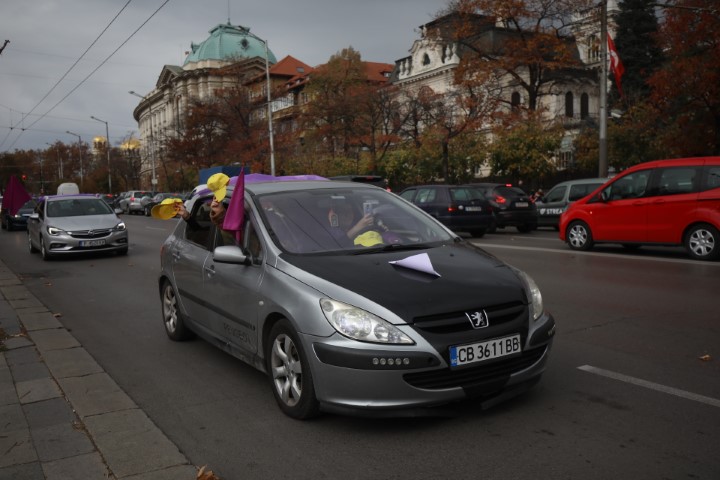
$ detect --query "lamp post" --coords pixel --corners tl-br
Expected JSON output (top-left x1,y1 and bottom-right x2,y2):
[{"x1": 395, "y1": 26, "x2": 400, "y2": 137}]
[
  {"x1": 242, "y1": 30, "x2": 275, "y2": 176},
  {"x1": 129, "y1": 91, "x2": 157, "y2": 189},
  {"x1": 66, "y1": 131, "x2": 83, "y2": 189},
  {"x1": 90, "y1": 115, "x2": 112, "y2": 193}
]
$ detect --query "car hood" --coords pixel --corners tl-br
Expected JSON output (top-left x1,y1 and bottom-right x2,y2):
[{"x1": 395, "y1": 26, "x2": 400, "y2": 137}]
[
  {"x1": 45, "y1": 215, "x2": 121, "y2": 230},
  {"x1": 278, "y1": 243, "x2": 526, "y2": 323}
]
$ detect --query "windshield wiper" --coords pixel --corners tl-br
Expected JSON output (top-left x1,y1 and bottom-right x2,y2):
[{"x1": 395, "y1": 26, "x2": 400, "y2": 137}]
[{"x1": 349, "y1": 243, "x2": 433, "y2": 255}]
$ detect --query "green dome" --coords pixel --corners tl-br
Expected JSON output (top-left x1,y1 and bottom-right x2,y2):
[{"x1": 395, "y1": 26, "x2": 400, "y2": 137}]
[{"x1": 183, "y1": 23, "x2": 277, "y2": 66}]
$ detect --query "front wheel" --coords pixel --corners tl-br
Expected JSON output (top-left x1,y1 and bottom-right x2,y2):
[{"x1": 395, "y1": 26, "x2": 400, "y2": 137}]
[
  {"x1": 266, "y1": 319, "x2": 320, "y2": 419},
  {"x1": 685, "y1": 224, "x2": 719, "y2": 261},
  {"x1": 161, "y1": 281, "x2": 193, "y2": 341},
  {"x1": 28, "y1": 231, "x2": 38, "y2": 253},
  {"x1": 566, "y1": 220, "x2": 594, "y2": 251},
  {"x1": 40, "y1": 237, "x2": 53, "y2": 260}
]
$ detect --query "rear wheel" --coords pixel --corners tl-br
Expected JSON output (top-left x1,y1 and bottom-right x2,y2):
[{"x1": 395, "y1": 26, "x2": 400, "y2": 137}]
[
  {"x1": 266, "y1": 319, "x2": 320, "y2": 419},
  {"x1": 517, "y1": 224, "x2": 533, "y2": 233},
  {"x1": 685, "y1": 224, "x2": 719, "y2": 261},
  {"x1": 470, "y1": 229, "x2": 486, "y2": 238},
  {"x1": 161, "y1": 281, "x2": 193, "y2": 340},
  {"x1": 566, "y1": 220, "x2": 594, "y2": 251}
]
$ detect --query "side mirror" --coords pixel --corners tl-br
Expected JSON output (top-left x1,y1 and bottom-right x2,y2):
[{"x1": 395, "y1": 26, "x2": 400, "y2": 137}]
[
  {"x1": 213, "y1": 245, "x2": 250, "y2": 265},
  {"x1": 29, "y1": 213, "x2": 40, "y2": 220}
]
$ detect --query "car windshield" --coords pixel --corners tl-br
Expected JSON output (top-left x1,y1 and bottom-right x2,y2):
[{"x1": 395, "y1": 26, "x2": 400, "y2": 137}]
[
  {"x1": 254, "y1": 186, "x2": 454, "y2": 254},
  {"x1": 46, "y1": 198, "x2": 113, "y2": 217}
]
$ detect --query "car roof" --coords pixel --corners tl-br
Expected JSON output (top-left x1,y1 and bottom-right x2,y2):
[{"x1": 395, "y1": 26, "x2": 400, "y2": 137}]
[{"x1": 43, "y1": 194, "x2": 101, "y2": 201}]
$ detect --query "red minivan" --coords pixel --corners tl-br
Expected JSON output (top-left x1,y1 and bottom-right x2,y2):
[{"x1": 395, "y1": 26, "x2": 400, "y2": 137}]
[{"x1": 559, "y1": 157, "x2": 720, "y2": 261}]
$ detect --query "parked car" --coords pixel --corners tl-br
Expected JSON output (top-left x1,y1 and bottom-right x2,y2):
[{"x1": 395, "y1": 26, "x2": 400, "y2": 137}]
[
  {"x1": 559, "y1": 157, "x2": 720, "y2": 261},
  {"x1": 159, "y1": 176, "x2": 555, "y2": 419},
  {"x1": 27, "y1": 194, "x2": 128, "y2": 260},
  {"x1": 1, "y1": 198, "x2": 38, "y2": 231},
  {"x1": 399, "y1": 184, "x2": 495, "y2": 237},
  {"x1": 468, "y1": 183, "x2": 538, "y2": 232},
  {"x1": 118, "y1": 190, "x2": 153, "y2": 214},
  {"x1": 142, "y1": 192, "x2": 183, "y2": 216},
  {"x1": 536, "y1": 178, "x2": 607, "y2": 230}
]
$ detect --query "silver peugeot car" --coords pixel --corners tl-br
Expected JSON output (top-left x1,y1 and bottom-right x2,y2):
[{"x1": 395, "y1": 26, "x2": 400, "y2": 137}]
[
  {"x1": 159, "y1": 176, "x2": 555, "y2": 419},
  {"x1": 27, "y1": 194, "x2": 128, "y2": 260}
]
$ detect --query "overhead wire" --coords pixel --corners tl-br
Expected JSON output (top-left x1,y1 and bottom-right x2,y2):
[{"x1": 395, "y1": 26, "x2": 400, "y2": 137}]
[{"x1": 2, "y1": 0, "x2": 171, "y2": 151}]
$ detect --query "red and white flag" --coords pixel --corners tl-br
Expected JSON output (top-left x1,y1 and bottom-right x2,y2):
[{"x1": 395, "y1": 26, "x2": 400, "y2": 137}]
[{"x1": 607, "y1": 33, "x2": 625, "y2": 97}]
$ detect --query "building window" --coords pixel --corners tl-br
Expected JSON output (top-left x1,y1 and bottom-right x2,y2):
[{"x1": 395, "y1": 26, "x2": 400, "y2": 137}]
[
  {"x1": 565, "y1": 92, "x2": 574, "y2": 118},
  {"x1": 511, "y1": 92, "x2": 521, "y2": 110},
  {"x1": 580, "y1": 93, "x2": 589, "y2": 119},
  {"x1": 422, "y1": 53, "x2": 431, "y2": 66}
]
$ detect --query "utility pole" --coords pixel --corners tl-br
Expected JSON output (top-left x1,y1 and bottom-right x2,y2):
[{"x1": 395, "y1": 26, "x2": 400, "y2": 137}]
[
  {"x1": 598, "y1": 1, "x2": 608, "y2": 178},
  {"x1": 66, "y1": 131, "x2": 83, "y2": 189},
  {"x1": 91, "y1": 116, "x2": 113, "y2": 193}
]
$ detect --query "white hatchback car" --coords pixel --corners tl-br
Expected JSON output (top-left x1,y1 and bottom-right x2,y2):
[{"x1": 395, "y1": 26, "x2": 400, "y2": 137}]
[{"x1": 27, "y1": 194, "x2": 128, "y2": 260}]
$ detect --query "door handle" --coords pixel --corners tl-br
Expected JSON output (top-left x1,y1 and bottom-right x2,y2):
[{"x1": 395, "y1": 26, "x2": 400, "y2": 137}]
[{"x1": 204, "y1": 264, "x2": 216, "y2": 278}]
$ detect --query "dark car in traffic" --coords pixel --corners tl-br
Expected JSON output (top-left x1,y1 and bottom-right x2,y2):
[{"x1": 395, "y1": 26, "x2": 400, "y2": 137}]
[
  {"x1": 399, "y1": 185, "x2": 496, "y2": 237},
  {"x1": 142, "y1": 192, "x2": 184, "y2": 216},
  {"x1": 467, "y1": 183, "x2": 537, "y2": 233},
  {"x1": 1, "y1": 198, "x2": 38, "y2": 231}
]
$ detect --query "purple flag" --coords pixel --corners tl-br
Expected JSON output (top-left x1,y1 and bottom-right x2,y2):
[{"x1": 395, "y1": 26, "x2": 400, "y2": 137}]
[
  {"x1": 3, "y1": 175, "x2": 32, "y2": 216},
  {"x1": 223, "y1": 170, "x2": 245, "y2": 244}
]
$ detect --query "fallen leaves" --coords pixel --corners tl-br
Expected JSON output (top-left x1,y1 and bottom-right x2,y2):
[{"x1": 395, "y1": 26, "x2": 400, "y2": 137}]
[{"x1": 197, "y1": 465, "x2": 221, "y2": 480}]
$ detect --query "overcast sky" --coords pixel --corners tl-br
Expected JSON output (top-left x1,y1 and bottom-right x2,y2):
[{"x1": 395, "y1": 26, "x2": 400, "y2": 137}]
[{"x1": 1, "y1": 0, "x2": 445, "y2": 153}]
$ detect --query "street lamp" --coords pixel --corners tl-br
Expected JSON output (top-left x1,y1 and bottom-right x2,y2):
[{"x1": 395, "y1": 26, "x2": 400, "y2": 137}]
[
  {"x1": 129, "y1": 91, "x2": 157, "y2": 189},
  {"x1": 66, "y1": 131, "x2": 83, "y2": 189},
  {"x1": 242, "y1": 29, "x2": 275, "y2": 176},
  {"x1": 45, "y1": 142, "x2": 63, "y2": 180},
  {"x1": 90, "y1": 115, "x2": 112, "y2": 193}
]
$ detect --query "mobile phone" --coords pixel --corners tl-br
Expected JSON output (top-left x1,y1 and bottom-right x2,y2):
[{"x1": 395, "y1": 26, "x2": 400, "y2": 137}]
[
  {"x1": 363, "y1": 201, "x2": 373, "y2": 216},
  {"x1": 329, "y1": 212, "x2": 339, "y2": 227}
]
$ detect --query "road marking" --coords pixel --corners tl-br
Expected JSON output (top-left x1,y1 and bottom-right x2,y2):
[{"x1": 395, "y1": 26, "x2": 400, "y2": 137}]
[{"x1": 578, "y1": 365, "x2": 720, "y2": 408}]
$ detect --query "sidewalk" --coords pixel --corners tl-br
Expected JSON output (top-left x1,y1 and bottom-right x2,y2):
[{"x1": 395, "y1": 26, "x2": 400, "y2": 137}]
[{"x1": 0, "y1": 258, "x2": 198, "y2": 479}]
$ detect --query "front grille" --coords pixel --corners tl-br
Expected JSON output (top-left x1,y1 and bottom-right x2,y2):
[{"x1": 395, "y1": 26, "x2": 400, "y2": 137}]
[
  {"x1": 413, "y1": 302, "x2": 525, "y2": 334},
  {"x1": 69, "y1": 229, "x2": 112, "y2": 239},
  {"x1": 403, "y1": 346, "x2": 546, "y2": 390}
]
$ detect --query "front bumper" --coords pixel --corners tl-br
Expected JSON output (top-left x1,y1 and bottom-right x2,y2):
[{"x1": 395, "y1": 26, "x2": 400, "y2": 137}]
[
  {"x1": 42, "y1": 231, "x2": 128, "y2": 254},
  {"x1": 304, "y1": 312, "x2": 555, "y2": 415}
]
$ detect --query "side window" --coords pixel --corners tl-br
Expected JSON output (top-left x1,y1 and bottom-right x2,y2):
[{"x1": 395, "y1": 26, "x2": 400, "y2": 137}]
[
  {"x1": 245, "y1": 220, "x2": 264, "y2": 266},
  {"x1": 569, "y1": 184, "x2": 595, "y2": 202},
  {"x1": 416, "y1": 188, "x2": 436, "y2": 204},
  {"x1": 607, "y1": 171, "x2": 650, "y2": 200},
  {"x1": 703, "y1": 166, "x2": 720, "y2": 191},
  {"x1": 184, "y1": 200, "x2": 213, "y2": 249},
  {"x1": 399, "y1": 189, "x2": 416, "y2": 201},
  {"x1": 545, "y1": 186, "x2": 567, "y2": 203},
  {"x1": 652, "y1": 167, "x2": 699, "y2": 196}
]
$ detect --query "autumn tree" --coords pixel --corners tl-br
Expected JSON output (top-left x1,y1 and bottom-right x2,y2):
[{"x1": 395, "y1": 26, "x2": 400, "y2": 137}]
[
  {"x1": 446, "y1": 0, "x2": 595, "y2": 113},
  {"x1": 648, "y1": 0, "x2": 720, "y2": 155}
]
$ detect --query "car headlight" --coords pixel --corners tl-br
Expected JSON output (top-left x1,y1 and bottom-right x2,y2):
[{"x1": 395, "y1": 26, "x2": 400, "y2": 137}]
[
  {"x1": 511, "y1": 268, "x2": 544, "y2": 321},
  {"x1": 113, "y1": 222, "x2": 126, "y2": 232},
  {"x1": 47, "y1": 226, "x2": 65, "y2": 236},
  {"x1": 320, "y1": 299, "x2": 414, "y2": 345}
]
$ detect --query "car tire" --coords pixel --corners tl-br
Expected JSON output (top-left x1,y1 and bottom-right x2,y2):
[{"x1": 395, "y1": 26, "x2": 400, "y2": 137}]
[
  {"x1": 40, "y1": 237, "x2": 53, "y2": 260},
  {"x1": 566, "y1": 220, "x2": 594, "y2": 251},
  {"x1": 517, "y1": 224, "x2": 533, "y2": 233},
  {"x1": 266, "y1": 319, "x2": 320, "y2": 420},
  {"x1": 685, "y1": 223, "x2": 719, "y2": 261},
  {"x1": 161, "y1": 281, "x2": 193, "y2": 341},
  {"x1": 470, "y1": 229, "x2": 486, "y2": 238},
  {"x1": 28, "y1": 231, "x2": 38, "y2": 253},
  {"x1": 145, "y1": 206, "x2": 151, "y2": 216}
]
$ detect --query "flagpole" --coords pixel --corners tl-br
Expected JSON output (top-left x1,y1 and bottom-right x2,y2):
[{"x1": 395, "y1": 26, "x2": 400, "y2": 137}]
[{"x1": 598, "y1": 1, "x2": 608, "y2": 178}]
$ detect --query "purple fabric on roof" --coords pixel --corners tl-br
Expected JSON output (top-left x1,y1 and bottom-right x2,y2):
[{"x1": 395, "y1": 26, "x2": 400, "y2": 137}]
[{"x1": 194, "y1": 174, "x2": 328, "y2": 198}]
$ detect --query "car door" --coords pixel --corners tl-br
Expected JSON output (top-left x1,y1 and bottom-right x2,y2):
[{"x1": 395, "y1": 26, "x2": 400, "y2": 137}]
[
  {"x1": 201, "y1": 214, "x2": 265, "y2": 355},
  {"x1": 170, "y1": 198, "x2": 215, "y2": 334},
  {"x1": 645, "y1": 166, "x2": 701, "y2": 243},
  {"x1": 591, "y1": 169, "x2": 652, "y2": 242}
]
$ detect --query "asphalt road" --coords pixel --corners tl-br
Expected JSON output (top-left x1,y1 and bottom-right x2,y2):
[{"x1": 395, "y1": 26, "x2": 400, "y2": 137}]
[{"x1": 2, "y1": 218, "x2": 719, "y2": 480}]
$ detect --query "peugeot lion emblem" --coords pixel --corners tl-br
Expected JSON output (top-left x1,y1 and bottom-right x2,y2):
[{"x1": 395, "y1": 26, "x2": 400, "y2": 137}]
[{"x1": 466, "y1": 310, "x2": 489, "y2": 329}]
